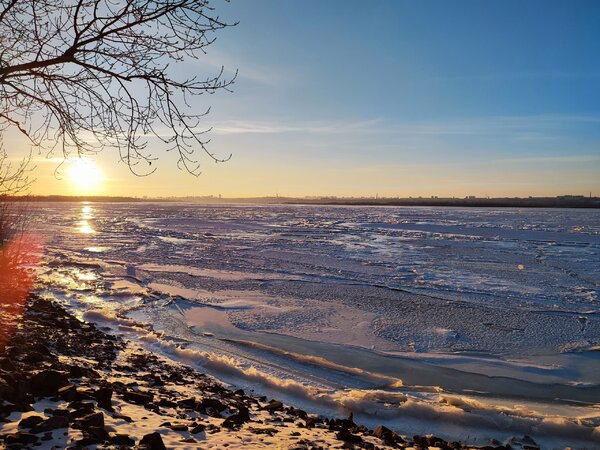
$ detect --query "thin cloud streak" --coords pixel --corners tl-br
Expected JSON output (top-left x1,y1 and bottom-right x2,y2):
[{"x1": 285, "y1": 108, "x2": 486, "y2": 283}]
[
  {"x1": 432, "y1": 71, "x2": 600, "y2": 82},
  {"x1": 192, "y1": 48, "x2": 295, "y2": 87},
  {"x1": 209, "y1": 114, "x2": 600, "y2": 137},
  {"x1": 495, "y1": 154, "x2": 600, "y2": 164},
  {"x1": 211, "y1": 119, "x2": 383, "y2": 135}
]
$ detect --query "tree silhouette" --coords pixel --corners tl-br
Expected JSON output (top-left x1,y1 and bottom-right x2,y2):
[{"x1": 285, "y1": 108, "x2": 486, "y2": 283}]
[{"x1": 0, "y1": 0, "x2": 236, "y2": 178}]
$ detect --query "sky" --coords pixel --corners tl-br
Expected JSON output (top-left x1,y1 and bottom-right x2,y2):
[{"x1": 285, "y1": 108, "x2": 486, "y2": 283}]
[{"x1": 13, "y1": 0, "x2": 600, "y2": 197}]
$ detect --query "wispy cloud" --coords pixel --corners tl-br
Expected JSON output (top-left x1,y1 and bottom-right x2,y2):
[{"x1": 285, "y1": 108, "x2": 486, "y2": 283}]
[
  {"x1": 211, "y1": 119, "x2": 382, "y2": 135},
  {"x1": 432, "y1": 71, "x2": 600, "y2": 82},
  {"x1": 191, "y1": 48, "x2": 295, "y2": 87},
  {"x1": 495, "y1": 154, "x2": 600, "y2": 164},
  {"x1": 209, "y1": 114, "x2": 600, "y2": 137}
]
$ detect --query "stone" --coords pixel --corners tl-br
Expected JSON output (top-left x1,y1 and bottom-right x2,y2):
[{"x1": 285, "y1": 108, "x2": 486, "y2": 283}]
[
  {"x1": 86, "y1": 425, "x2": 110, "y2": 441},
  {"x1": 190, "y1": 423, "x2": 205, "y2": 434},
  {"x1": 261, "y1": 400, "x2": 283, "y2": 412},
  {"x1": 336, "y1": 429, "x2": 363, "y2": 444},
  {"x1": 18, "y1": 415, "x2": 44, "y2": 430},
  {"x1": 57, "y1": 384, "x2": 78, "y2": 401},
  {"x1": 374, "y1": 425, "x2": 405, "y2": 445},
  {"x1": 305, "y1": 417, "x2": 320, "y2": 428},
  {"x1": 123, "y1": 390, "x2": 153, "y2": 405},
  {"x1": 4, "y1": 432, "x2": 39, "y2": 444},
  {"x1": 197, "y1": 397, "x2": 226, "y2": 414},
  {"x1": 94, "y1": 387, "x2": 113, "y2": 411},
  {"x1": 34, "y1": 415, "x2": 69, "y2": 432},
  {"x1": 139, "y1": 432, "x2": 167, "y2": 450},
  {"x1": 28, "y1": 370, "x2": 70, "y2": 396},
  {"x1": 110, "y1": 433, "x2": 136, "y2": 446},
  {"x1": 177, "y1": 397, "x2": 196, "y2": 408},
  {"x1": 75, "y1": 411, "x2": 104, "y2": 429}
]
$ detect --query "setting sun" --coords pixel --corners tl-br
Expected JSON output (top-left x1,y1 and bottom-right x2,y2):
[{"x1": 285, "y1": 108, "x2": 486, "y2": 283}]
[{"x1": 68, "y1": 159, "x2": 103, "y2": 194}]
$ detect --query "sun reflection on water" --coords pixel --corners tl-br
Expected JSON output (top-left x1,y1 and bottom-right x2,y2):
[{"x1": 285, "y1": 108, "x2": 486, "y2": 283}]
[
  {"x1": 81, "y1": 205, "x2": 93, "y2": 219},
  {"x1": 77, "y1": 204, "x2": 96, "y2": 234},
  {"x1": 78, "y1": 221, "x2": 95, "y2": 234},
  {"x1": 84, "y1": 246, "x2": 108, "y2": 253}
]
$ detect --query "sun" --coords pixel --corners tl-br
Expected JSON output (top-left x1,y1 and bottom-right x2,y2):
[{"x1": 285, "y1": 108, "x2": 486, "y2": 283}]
[{"x1": 68, "y1": 159, "x2": 104, "y2": 194}]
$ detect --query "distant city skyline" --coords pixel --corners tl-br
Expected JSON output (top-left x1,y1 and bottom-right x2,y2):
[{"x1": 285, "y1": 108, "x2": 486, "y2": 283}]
[{"x1": 9, "y1": 0, "x2": 600, "y2": 197}]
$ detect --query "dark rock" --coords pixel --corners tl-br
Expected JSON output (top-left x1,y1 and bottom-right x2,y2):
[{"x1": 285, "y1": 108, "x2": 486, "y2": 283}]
[
  {"x1": 123, "y1": 389, "x2": 153, "y2": 405},
  {"x1": 110, "y1": 433, "x2": 136, "y2": 446},
  {"x1": 112, "y1": 412, "x2": 133, "y2": 422},
  {"x1": 237, "y1": 405, "x2": 251, "y2": 422},
  {"x1": 222, "y1": 404, "x2": 252, "y2": 429},
  {"x1": 21, "y1": 351, "x2": 46, "y2": 364},
  {"x1": 425, "y1": 435, "x2": 450, "y2": 448},
  {"x1": 336, "y1": 429, "x2": 363, "y2": 444},
  {"x1": 34, "y1": 415, "x2": 69, "y2": 432},
  {"x1": 86, "y1": 425, "x2": 110, "y2": 441},
  {"x1": 248, "y1": 426, "x2": 279, "y2": 436},
  {"x1": 198, "y1": 397, "x2": 226, "y2": 411},
  {"x1": 262, "y1": 400, "x2": 283, "y2": 412},
  {"x1": 190, "y1": 423, "x2": 205, "y2": 434},
  {"x1": 68, "y1": 365, "x2": 84, "y2": 378},
  {"x1": 305, "y1": 417, "x2": 320, "y2": 428},
  {"x1": 28, "y1": 370, "x2": 70, "y2": 396},
  {"x1": 94, "y1": 387, "x2": 113, "y2": 411},
  {"x1": 74, "y1": 411, "x2": 104, "y2": 429},
  {"x1": 177, "y1": 397, "x2": 196, "y2": 408},
  {"x1": 158, "y1": 398, "x2": 177, "y2": 408},
  {"x1": 374, "y1": 425, "x2": 392, "y2": 438},
  {"x1": 291, "y1": 408, "x2": 308, "y2": 419},
  {"x1": 76, "y1": 435, "x2": 104, "y2": 446},
  {"x1": 170, "y1": 423, "x2": 188, "y2": 431},
  {"x1": 139, "y1": 432, "x2": 167, "y2": 450},
  {"x1": 68, "y1": 400, "x2": 94, "y2": 410},
  {"x1": 412, "y1": 435, "x2": 451, "y2": 449},
  {"x1": 4, "y1": 432, "x2": 39, "y2": 444},
  {"x1": 18, "y1": 415, "x2": 44, "y2": 429},
  {"x1": 374, "y1": 425, "x2": 405, "y2": 445},
  {"x1": 222, "y1": 415, "x2": 243, "y2": 429},
  {"x1": 13, "y1": 380, "x2": 34, "y2": 405},
  {"x1": 57, "y1": 384, "x2": 78, "y2": 401}
]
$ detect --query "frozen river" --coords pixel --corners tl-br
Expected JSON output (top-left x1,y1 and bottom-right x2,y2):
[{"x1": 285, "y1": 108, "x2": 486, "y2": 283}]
[{"x1": 31, "y1": 202, "x2": 600, "y2": 447}]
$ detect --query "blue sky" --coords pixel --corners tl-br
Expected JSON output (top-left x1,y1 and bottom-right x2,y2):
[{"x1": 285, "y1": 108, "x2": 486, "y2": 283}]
[{"x1": 30, "y1": 0, "x2": 600, "y2": 197}]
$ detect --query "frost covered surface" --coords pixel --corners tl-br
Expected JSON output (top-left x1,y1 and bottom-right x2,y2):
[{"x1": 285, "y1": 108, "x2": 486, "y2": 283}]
[{"x1": 26, "y1": 202, "x2": 600, "y2": 446}]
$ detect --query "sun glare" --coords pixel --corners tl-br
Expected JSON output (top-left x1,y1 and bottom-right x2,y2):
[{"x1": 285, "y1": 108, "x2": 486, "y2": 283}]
[{"x1": 68, "y1": 159, "x2": 103, "y2": 194}]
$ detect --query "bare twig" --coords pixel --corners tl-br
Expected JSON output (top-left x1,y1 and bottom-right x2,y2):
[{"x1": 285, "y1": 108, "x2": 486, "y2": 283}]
[{"x1": 0, "y1": 0, "x2": 236, "y2": 177}]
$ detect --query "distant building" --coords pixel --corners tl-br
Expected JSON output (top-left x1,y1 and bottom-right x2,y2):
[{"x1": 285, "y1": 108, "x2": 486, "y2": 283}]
[{"x1": 557, "y1": 195, "x2": 586, "y2": 200}]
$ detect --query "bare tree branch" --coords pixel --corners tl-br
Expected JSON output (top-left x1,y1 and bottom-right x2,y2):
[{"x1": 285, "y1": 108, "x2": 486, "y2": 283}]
[{"x1": 0, "y1": 0, "x2": 236, "y2": 177}]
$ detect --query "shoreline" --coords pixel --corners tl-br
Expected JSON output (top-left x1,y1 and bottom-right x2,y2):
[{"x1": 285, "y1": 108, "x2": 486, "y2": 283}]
[
  {"x1": 2, "y1": 196, "x2": 600, "y2": 209},
  {"x1": 0, "y1": 295, "x2": 539, "y2": 450}
]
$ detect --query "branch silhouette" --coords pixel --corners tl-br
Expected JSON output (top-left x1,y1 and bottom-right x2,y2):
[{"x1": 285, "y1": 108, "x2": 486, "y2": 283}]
[{"x1": 0, "y1": 0, "x2": 236, "y2": 177}]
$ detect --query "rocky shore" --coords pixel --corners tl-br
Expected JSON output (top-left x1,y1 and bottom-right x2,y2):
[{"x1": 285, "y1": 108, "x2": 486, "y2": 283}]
[{"x1": 0, "y1": 295, "x2": 537, "y2": 449}]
